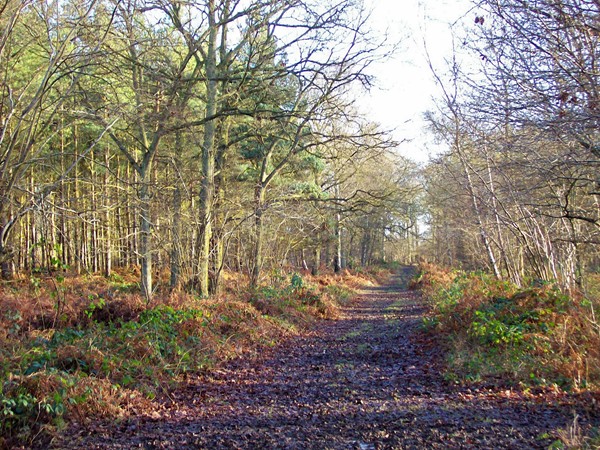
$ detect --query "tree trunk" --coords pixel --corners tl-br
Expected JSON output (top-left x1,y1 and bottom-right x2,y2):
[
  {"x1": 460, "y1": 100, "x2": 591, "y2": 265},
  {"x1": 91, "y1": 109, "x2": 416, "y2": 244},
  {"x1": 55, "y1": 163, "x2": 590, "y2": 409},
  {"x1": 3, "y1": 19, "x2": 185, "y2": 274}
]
[
  {"x1": 311, "y1": 243, "x2": 321, "y2": 276},
  {"x1": 139, "y1": 176, "x2": 153, "y2": 302},
  {"x1": 380, "y1": 223, "x2": 386, "y2": 263},
  {"x1": 74, "y1": 125, "x2": 82, "y2": 274},
  {"x1": 170, "y1": 184, "x2": 182, "y2": 290},
  {"x1": 457, "y1": 145, "x2": 501, "y2": 279},
  {"x1": 197, "y1": 0, "x2": 218, "y2": 297},
  {"x1": 103, "y1": 150, "x2": 112, "y2": 277},
  {"x1": 301, "y1": 248, "x2": 309, "y2": 271},
  {"x1": 210, "y1": 119, "x2": 231, "y2": 296},
  {"x1": 90, "y1": 149, "x2": 99, "y2": 273},
  {"x1": 251, "y1": 184, "x2": 266, "y2": 287},
  {"x1": 0, "y1": 221, "x2": 14, "y2": 279},
  {"x1": 334, "y1": 211, "x2": 342, "y2": 273}
]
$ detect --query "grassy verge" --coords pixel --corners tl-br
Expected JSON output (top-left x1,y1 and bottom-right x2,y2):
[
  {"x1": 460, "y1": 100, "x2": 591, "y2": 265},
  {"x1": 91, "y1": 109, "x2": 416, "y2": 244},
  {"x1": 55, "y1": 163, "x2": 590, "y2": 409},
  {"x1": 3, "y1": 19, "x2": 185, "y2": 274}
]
[{"x1": 0, "y1": 267, "x2": 384, "y2": 448}]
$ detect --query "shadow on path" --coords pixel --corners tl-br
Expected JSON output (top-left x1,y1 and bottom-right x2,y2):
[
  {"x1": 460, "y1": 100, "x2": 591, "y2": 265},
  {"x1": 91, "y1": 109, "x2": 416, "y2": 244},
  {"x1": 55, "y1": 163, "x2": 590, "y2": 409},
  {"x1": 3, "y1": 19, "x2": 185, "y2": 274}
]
[{"x1": 55, "y1": 267, "x2": 597, "y2": 449}]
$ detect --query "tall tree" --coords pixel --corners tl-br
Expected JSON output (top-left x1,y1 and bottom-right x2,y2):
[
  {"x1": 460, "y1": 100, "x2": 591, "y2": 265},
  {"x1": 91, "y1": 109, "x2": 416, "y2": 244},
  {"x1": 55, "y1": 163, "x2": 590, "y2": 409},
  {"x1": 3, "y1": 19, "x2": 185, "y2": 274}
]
[{"x1": 0, "y1": 0, "x2": 114, "y2": 278}]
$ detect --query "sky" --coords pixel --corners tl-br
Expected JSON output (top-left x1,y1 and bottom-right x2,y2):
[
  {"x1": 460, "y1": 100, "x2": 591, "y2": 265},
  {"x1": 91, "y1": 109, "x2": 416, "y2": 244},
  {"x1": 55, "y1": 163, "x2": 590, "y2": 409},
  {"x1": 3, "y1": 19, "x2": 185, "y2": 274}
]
[{"x1": 357, "y1": 0, "x2": 474, "y2": 163}]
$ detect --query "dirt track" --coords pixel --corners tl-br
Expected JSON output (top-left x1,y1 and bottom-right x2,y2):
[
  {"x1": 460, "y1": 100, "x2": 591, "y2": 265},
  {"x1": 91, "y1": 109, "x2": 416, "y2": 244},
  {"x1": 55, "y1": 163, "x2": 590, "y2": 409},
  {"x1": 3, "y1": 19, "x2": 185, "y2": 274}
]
[{"x1": 54, "y1": 269, "x2": 598, "y2": 449}]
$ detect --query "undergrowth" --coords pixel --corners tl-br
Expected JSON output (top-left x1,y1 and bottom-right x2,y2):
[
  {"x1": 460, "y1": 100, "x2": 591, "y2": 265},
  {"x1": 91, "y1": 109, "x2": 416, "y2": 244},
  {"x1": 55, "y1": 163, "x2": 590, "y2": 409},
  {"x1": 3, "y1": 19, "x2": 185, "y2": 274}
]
[
  {"x1": 413, "y1": 262, "x2": 600, "y2": 390},
  {"x1": 413, "y1": 262, "x2": 600, "y2": 447},
  {"x1": 0, "y1": 267, "x2": 383, "y2": 448}
]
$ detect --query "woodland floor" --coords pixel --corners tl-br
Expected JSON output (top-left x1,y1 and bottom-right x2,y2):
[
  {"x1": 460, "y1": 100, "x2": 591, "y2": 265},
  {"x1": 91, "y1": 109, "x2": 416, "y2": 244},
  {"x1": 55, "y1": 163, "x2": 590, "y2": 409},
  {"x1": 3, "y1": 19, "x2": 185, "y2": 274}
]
[{"x1": 53, "y1": 268, "x2": 599, "y2": 449}]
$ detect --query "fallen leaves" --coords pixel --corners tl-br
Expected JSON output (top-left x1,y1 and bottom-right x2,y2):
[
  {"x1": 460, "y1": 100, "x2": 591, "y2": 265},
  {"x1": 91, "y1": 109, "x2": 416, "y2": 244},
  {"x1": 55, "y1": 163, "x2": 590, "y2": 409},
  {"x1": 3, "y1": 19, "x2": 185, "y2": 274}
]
[{"x1": 53, "y1": 270, "x2": 600, "y2": 449}]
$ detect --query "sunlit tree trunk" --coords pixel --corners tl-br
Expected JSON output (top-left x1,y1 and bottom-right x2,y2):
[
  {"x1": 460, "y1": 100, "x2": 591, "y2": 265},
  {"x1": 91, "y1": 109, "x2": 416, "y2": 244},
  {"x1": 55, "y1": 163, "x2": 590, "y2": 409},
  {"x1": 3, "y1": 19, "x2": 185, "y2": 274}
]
[
  {"x1": 251, "y1": 184, "x2": 267, "y2": 287},
  {"x1": 170, "y1": 133, "x2": 183, "y2": 290},
  {"x1": 103, "y1": 150, "x2": 112, "y2": 277},
  {"x1": 334, "y1": 212, "x2": 343, "y2": 273},
  {"x1": 197, "y1": 0, "x2": 218, "y2": 297},
  {"x1": 169, "y1": 184, "x2": 182, "y2": 290},
  {"x1": 210, "y1": 123, "x2": 230, "y2": 295},
  {"x1": 311, "y1": 233, "x2": 321, "y2": 276},
  {"x1": 139, "y1": 175, "x2": 153, "y2": 301}
]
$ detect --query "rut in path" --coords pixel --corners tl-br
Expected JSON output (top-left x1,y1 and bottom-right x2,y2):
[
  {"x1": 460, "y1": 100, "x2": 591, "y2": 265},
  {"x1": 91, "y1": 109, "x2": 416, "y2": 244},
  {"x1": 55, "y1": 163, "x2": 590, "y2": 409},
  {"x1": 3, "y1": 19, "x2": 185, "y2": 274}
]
[{"x1": 56, "y1": 269, "x2": 597, "y2": 449}]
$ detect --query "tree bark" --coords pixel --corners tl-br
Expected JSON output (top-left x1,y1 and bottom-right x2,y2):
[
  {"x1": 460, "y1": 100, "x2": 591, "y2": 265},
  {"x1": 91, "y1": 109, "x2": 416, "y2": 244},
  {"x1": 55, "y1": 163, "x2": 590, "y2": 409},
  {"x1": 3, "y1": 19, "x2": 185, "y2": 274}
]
[
  {"x1": 139, "y1": 174, "x2": 153, "y2": 302},
  {"x1": 251, "y1": 184, "x2": 266, "y2": 287},
  {"x1": 103, "y1": 150, "x2": 112, "y2": 277},
  {"x1": 197, "y1": 0, "x2": 218, "y2": 297},
  {"x1": 169, "y1": 186, "x2": 182, "y2": 290},
  {"x1": 311, "y1": 243, "x2": 321, "y2": 276},
  {"x1": 334, "y1": 211, "x2": 342, "y2": 273},
  {"x1": 457, "y1": 144, "x2": 501, "y2": 279}
]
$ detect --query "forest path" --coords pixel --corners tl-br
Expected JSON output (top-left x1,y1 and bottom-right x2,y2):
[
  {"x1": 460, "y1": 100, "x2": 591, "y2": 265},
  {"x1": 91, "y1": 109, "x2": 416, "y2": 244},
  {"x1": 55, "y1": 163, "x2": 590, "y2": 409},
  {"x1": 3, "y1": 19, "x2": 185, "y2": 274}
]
[{"x1": 56, "y1": 268, "x2": 590, "y2": 449}]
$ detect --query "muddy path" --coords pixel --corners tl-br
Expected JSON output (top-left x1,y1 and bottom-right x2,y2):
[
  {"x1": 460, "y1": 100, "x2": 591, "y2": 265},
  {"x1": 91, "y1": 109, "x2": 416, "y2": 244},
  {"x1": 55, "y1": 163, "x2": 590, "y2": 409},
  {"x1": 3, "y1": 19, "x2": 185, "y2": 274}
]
[{"x1": 55, "y1": 268, "x2": 598, "y2": 449}]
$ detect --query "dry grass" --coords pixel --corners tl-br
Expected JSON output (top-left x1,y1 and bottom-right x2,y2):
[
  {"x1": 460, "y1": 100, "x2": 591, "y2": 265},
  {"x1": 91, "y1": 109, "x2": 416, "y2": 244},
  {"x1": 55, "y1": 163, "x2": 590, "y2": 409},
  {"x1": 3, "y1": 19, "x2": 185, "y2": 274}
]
[
  {"x1": 409, "y1": 261, "x2": 455, "y2": 294},
  {"x1": 555, "y1": 413, "x2": 600, "y2": 449}
]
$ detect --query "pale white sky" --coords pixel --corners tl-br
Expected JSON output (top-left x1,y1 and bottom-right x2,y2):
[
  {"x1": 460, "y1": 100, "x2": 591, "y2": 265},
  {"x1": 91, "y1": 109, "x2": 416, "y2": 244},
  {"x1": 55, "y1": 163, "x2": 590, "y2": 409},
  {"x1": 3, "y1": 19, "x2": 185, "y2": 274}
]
[{"x1": 358, "y1": 0, "x2": 474, "y2": 162}]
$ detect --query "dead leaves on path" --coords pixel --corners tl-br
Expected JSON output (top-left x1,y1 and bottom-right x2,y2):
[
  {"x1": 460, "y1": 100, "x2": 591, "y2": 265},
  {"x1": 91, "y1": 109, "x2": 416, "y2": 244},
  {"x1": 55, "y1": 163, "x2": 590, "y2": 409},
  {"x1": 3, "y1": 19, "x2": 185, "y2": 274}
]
[{"x1": 55, "y1": 278, "x2": 599, "y2": 449}]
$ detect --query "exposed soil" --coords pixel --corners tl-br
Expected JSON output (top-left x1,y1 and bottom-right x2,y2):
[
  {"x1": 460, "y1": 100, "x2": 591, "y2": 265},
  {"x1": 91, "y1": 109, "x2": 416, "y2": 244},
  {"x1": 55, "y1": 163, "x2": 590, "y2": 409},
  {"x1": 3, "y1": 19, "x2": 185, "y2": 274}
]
[{"x1": 54, "y1": 268, "x2": 599, "y2": 449}]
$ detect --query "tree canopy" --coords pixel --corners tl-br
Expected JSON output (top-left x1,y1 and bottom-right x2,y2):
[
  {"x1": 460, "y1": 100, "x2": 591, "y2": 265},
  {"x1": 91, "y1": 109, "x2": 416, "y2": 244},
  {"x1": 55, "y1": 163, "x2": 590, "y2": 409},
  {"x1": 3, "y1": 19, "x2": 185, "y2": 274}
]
[{"x1": 0, "y1": 0, "x2": 419, "y2": 296}]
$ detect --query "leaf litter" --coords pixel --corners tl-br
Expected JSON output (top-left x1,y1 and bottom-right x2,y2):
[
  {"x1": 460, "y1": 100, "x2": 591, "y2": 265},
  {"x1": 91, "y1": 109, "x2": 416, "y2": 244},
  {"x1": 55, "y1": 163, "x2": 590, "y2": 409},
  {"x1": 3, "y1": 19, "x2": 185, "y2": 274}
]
[{"x1": 52, "y1": 271, "x2": 600, "y2": 449}]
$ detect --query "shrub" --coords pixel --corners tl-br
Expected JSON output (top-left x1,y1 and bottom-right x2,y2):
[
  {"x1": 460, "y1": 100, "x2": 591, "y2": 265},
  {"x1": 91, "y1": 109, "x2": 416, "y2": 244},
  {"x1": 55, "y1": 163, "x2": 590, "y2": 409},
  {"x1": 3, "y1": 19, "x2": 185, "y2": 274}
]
[
  {"x1": 249, "y1": 273, "x2": 340, "y2": 321},
  {"x1": 414, "y1": 262, "x2": 600, "y2": 390}
]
